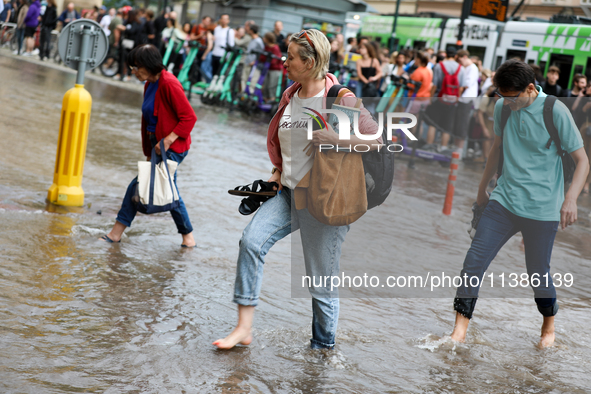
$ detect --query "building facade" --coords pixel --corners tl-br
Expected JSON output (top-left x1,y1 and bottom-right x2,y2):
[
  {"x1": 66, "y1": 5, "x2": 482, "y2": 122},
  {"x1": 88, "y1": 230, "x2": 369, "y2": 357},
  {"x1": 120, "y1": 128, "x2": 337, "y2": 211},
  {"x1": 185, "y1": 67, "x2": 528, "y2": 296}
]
[{"x1": 198, "y1": 0, "x2": 377, "y2": 37}]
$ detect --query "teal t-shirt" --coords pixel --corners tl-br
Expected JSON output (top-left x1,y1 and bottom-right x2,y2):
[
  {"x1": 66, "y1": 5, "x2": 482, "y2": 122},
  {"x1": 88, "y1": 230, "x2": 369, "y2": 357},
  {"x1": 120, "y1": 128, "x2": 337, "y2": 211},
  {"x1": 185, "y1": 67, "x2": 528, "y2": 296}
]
[{"x1": 491, "y1": 86, "x2": 584, "y2": 221}]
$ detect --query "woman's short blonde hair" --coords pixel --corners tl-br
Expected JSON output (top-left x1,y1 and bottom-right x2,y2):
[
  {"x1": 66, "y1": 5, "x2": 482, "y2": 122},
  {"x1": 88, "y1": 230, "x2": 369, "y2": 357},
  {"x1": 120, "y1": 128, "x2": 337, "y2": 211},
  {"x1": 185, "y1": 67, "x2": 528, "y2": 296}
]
[{"x1": 289, "y1": 29, "x2": 331, "y2": 80}]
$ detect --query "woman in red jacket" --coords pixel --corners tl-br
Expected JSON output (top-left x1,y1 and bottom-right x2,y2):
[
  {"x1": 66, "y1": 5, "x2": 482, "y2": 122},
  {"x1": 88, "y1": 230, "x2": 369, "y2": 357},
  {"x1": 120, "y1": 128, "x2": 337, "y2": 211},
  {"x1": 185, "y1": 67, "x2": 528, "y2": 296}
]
[{"x1": 101, "y1": 44, "x2": 197, "y2": 247}]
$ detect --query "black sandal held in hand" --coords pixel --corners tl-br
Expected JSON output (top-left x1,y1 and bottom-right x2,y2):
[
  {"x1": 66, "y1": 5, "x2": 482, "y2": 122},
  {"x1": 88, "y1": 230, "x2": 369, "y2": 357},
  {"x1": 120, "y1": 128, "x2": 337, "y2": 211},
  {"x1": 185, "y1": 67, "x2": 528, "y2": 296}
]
[{"x1": 228, "y1": 180, "x2": 279, "y2": 215}]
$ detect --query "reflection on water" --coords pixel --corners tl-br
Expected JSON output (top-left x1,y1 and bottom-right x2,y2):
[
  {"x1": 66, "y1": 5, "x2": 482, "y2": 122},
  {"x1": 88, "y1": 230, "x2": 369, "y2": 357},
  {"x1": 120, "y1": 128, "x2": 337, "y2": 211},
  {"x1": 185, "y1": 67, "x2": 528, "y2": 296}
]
[{"x1": 1, "y1": 54, "x2": 591, "y2": 393}]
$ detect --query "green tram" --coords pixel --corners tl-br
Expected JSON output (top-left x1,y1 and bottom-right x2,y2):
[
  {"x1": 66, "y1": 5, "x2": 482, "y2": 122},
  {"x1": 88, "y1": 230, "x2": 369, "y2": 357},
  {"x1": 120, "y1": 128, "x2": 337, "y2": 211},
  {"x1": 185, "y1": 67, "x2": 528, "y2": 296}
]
[{"x1": 361, "y1": 15, "x2": 591, "y2": 89}]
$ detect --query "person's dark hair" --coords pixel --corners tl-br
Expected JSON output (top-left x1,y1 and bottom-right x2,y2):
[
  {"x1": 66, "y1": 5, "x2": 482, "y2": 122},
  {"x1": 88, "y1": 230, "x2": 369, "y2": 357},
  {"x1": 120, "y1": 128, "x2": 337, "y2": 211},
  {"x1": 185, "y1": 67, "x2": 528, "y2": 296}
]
[
  {"x1": 547, "y1": 65, "x2": 560, "y2": 75},
  {"x1": 347, "y1": 37, "x2": 355, "y2": 44},
  {"x1": 264, "y1": 31, "x2": 276, "y2": 45},
  {"x1": 456, "y1": 49, "x2": 470, "y2": 58},
  {"x1": 128, "y1": 44, "x2": 165, "y2": 75},
  {"x1": 202, "y1": 15, "x2": 211, "y2": 22},
  {"x1": 529, "y1": 64, "x2": 544, "y2": 84},
  {"x1": 446, "y1": 47, "x2": 457, "y2": 58},
  {"x1": 493, "y1": 59, "x2": 535, "y2": 92},
  {"x1": 415, "y1": 51, "x2": 429, "y2": 67},
  {"x1": 146, "y1": 9, "x2": 154, "y2": 19},
  {"x1": 250, "y1": 24, "x2": 258, "y2": 35},
  {"x1": 361, "y1": 41, "x2": 377, "y2": 59},
  {"x1": 573, "y1": 73, "x2": 586, "y2": 85},
  {"x1": 127, "y1": 9, "x2": 139, "y2": 24}
]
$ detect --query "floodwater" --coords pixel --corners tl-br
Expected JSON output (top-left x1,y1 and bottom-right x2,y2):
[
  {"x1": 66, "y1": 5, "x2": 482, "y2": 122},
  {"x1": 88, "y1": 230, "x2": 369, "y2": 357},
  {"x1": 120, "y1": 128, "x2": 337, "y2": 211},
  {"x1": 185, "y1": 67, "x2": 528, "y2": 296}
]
[{"x1": 1, "y1": 53, "x2": 591, "y2": 393}]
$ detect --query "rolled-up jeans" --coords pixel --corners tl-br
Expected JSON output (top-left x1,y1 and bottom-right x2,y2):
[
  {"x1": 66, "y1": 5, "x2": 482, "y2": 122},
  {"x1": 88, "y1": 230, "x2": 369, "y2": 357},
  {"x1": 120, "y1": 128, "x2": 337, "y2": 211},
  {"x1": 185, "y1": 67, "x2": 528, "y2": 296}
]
[
  {"x1": 233, "y1": 188, "x2": 349, "y2": 349},
  {"x1": 454, "y1": 200, "x2": 559, "y2": 319},
  {"x1": 115, "y1": 133, "x2": 193, "y2": 234}
]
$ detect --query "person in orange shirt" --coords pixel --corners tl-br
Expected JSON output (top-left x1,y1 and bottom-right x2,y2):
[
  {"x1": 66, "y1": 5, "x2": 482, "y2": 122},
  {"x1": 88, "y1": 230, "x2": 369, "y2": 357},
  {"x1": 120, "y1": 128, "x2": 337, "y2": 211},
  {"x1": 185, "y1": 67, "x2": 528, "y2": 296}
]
[{"x1": 406, "y1": 51, "x2": 433, "y2": 137}]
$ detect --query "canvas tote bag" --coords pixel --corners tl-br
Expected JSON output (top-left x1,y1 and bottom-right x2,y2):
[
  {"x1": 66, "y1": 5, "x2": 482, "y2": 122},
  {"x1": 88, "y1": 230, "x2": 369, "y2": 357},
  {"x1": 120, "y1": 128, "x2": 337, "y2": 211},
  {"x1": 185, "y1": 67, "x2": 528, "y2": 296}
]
[
  {"x1": 295, "y1": 93, "x2": 367, "y2": 226},
  {"x1": 135, "y1": 140, "x2": 180, "y2": 214}
]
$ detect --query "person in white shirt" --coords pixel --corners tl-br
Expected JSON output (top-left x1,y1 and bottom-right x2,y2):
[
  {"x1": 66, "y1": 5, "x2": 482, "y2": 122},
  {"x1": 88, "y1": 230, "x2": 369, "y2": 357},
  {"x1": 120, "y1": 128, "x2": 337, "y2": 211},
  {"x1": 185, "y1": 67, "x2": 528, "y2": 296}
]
[
  {"x1": 100, "y1": 8, "x2": 114, "y2": 36},
  {"x1": 453, "y1": 49, "x2": 480, "y2": 157},
  {"x1": 211, "y1": 13, "x2": 234, "y2": 76}
]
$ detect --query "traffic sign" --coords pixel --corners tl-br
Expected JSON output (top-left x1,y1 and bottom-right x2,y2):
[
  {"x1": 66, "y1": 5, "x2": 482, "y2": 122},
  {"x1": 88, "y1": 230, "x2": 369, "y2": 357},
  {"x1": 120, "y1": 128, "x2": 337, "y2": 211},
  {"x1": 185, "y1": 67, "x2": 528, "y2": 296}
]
[{"x1": 58, "y1": 19, "x2": 108, "y2": 72}]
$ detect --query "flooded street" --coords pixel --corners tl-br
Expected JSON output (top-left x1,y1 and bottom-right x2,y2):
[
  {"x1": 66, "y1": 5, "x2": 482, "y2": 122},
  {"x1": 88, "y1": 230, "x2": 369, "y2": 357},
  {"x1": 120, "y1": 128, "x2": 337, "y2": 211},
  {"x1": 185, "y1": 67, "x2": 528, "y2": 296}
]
[{"x1": 1, "y1": 53, "x2": 591, "y2": 393}]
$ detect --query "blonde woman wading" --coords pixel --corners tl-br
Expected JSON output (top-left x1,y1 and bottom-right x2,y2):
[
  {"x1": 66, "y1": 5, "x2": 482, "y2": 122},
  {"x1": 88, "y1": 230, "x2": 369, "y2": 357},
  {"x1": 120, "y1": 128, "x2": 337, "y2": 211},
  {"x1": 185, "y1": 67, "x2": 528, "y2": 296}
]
[{"x1": 214, "y1": 29, "x2": 380, "y2": 350}]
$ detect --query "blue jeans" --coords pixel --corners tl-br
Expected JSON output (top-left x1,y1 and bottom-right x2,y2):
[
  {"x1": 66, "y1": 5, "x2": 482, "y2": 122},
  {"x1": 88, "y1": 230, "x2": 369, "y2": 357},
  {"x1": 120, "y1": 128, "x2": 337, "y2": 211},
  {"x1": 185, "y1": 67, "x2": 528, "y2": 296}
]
[
  {"x1": 116, "y1": 134, "x2": 193, "y2": 234},
  {"x1": 234, "y1": 188, "x2": 349, "y2": 349},
  {"x1": 454, "y1": 200, "x2": 559, "y2": 319},
  {"x1": 16, "y1": 28, "x2": 25, "y2": 54}
]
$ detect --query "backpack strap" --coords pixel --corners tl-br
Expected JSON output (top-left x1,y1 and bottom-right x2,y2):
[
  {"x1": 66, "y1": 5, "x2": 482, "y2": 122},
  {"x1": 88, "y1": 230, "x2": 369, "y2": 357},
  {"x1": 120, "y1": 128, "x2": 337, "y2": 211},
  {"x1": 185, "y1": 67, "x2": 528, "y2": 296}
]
[
  {"x1": 497, "y1": 102, "x2": 512, "y2": 176},
  {"x1": 440, "y1": 62, "x2": 448, "y2": 76},
  {"x1": 328, "y1": 84, "x2": 347, "y2": 98},
  {"x1": 543, "y1": 95, "x2": 563, "y2": 154},
  {"x1": 500, "y1": 102, "x2": 512, "y2": 133},
  {"x1": 453, "y1": 64, "x2": 461, "y2": 77}
]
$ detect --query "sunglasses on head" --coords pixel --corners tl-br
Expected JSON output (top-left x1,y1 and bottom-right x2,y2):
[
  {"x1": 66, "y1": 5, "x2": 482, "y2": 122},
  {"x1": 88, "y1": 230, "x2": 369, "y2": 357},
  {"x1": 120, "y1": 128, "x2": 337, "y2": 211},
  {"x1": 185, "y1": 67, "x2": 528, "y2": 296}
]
[{"x1": 297, "y1": 30, "x2": 315, "y2": 50}]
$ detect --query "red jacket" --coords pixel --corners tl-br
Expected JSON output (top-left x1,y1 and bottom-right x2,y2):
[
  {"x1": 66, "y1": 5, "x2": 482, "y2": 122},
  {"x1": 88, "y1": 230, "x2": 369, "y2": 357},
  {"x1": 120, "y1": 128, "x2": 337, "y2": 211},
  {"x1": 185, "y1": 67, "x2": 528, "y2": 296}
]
[
  {"x1": 141, "y1": 70, "x2": 197, "y2": 157},
  {"x1": 267, "y1": 73, "x2": 380, "y2": 172}
]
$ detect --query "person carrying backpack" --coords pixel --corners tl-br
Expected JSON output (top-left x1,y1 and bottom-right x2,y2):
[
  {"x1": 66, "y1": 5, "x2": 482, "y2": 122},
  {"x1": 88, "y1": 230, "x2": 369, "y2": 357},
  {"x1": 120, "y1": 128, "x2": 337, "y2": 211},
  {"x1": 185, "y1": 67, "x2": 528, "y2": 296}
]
[
  {"x1": 423, "y1": 47, "x2": 464, "y2": 152},
  {"x1": 450, "y1": 59, "x2": 589, "y2": 348}
]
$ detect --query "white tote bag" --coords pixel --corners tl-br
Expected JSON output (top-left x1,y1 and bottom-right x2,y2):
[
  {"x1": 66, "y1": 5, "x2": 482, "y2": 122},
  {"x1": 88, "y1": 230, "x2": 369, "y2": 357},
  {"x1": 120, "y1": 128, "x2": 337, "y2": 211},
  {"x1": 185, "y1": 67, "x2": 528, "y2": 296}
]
[{"x1": 135, "y1": 140, "x2": 180, "y2": 213}]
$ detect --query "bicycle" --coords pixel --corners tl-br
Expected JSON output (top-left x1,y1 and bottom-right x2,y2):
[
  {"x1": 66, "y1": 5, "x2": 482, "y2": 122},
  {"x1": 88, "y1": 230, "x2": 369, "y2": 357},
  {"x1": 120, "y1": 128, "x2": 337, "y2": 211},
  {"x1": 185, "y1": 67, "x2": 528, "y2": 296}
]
[{"x1": 99, "y1": 46, "x2": 120, "y2": 77}]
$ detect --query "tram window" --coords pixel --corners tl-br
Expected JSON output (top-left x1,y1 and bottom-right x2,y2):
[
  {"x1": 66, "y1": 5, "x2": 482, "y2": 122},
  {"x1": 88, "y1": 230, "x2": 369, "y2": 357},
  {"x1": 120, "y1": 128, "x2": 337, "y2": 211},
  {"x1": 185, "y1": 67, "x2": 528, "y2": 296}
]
[
  {"x1": 549, "y1": 53, "x2": 574, "y2": 89},
  {"x1": 506, "y1": 50, "x2": 526, "y2": 61},
  {"x1": 495, "y1": 56, "x2": 503, "y2": 70},
  {"x1": 527, "y1": 59, "x2": 535, "y2": 65},
  {"x1": 467, "y1": 46, "x2": 486, "y2": 63},
  {"x1": 585, "y1": 57, "x2": 591, "y2": 79},
  {"x1": 413, "y1": 40, "x2": 426, "y2": 50},
  {"x1": 539, "y1": 61, "x2": 547, "y2": 75}
]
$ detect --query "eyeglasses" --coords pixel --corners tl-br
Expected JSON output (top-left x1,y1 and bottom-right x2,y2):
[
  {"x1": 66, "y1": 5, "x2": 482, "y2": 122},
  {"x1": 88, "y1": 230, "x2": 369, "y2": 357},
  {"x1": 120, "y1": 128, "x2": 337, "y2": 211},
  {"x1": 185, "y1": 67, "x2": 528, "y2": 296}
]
[
  {"x1": 129, "y1": 65, "x2": 139, "y2": 72},
  {"x1": 495, "y1": 89, "x2": 525, "y2": 104},
  {"x1": 297, "y1": 30, "x2": 315, "y2": 50}
]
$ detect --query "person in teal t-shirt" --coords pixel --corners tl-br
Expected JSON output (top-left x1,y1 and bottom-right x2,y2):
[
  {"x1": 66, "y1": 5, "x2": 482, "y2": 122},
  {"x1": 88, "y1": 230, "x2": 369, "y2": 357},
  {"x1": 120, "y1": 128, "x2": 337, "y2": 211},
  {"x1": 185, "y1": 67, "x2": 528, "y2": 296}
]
[{"x1": 450, "y1": 59, "x2": 589, "y2": 348}]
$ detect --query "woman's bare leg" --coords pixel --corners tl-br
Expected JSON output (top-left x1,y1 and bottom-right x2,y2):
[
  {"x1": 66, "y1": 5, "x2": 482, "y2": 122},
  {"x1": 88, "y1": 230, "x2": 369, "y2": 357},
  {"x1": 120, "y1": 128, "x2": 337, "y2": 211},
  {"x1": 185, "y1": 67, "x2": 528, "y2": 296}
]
[
  {"x1": 213, "y1": 305, "x2": 254, "y2": 349},
  {"x1": 101, "y1": 221, "x2": 127, "y2": 242},
  {"x1": 450, "y1": 312, "x2": 470, "y2": 342}
]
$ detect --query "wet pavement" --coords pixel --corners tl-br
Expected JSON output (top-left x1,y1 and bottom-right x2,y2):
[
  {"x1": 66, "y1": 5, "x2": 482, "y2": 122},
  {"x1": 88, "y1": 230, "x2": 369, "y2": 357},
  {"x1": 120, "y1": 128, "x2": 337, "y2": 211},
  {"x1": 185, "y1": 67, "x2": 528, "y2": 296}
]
[{"x1": 1, "y1": 52, "x2": 591, "y2": 393}]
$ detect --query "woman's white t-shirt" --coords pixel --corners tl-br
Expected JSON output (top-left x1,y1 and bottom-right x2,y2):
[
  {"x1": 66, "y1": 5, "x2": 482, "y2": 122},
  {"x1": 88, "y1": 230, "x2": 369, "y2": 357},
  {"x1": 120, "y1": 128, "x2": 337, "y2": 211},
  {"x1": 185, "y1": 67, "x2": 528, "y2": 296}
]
[{"x1": 278, "y1": 88, "x2": 326, "y2": 189}]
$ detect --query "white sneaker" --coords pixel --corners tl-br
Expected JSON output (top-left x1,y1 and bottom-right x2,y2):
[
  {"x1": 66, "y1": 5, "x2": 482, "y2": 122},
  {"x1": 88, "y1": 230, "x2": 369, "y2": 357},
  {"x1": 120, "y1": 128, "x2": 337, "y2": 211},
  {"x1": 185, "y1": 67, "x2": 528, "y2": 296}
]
[
  {"x1": 22, "y1": 52, "x2": 32, "y2": 56},
  {"x1": 32, "y1": 48, "x2": 39, "y2": 55},
  {"x1": 12, "y1": 50, "x2": 19, "y2": 55}
]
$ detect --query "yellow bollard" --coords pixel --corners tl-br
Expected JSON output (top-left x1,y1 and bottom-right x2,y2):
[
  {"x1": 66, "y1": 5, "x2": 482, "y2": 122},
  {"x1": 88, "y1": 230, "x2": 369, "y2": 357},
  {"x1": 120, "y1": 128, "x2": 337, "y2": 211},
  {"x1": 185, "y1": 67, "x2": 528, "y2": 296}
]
[{"x1": 47, "y1": 84, "x2": 92, "y2": 206}]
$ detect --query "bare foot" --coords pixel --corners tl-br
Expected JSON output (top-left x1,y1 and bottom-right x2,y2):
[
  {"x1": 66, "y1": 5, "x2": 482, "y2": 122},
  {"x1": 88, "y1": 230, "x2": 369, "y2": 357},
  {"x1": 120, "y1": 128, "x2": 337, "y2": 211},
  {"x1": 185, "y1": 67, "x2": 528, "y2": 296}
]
[
  {"x1": 213, "y1": 326, "x2": 252, "y2": 349},
  {"x1": 181, "y1": 232, "x2": 196, "y2": 248},
  {"x1": 450, "y1": 312, "x2": 470, "y2": 342},
  {"x1": 100, "y1": 221, "x2": 126, "y2": 243},
  {"x1": 538, "y1": 316, "x2": 555, "y2": 348}
]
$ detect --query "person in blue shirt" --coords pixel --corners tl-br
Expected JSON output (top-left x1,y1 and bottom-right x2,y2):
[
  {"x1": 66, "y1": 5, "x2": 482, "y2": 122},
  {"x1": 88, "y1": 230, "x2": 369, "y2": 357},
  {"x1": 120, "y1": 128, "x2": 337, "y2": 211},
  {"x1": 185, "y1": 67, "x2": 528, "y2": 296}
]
[
  {"x1": 450, "y1": 59, "x2": 589, "y2": 348},
  {"x1": 0, "y1": 0, "x2": 12, "y2": 23}
]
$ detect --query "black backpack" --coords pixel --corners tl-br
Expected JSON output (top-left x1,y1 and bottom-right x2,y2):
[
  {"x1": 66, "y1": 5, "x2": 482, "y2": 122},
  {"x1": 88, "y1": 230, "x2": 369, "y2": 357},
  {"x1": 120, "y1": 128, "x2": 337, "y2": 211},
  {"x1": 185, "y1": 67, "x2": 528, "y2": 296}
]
[
  {"x1": 497, "y1": 95, "x2": 576, "y2": 183},
  {"x1": 327, "y1": 84, "x2": 395, "y2": 209}
]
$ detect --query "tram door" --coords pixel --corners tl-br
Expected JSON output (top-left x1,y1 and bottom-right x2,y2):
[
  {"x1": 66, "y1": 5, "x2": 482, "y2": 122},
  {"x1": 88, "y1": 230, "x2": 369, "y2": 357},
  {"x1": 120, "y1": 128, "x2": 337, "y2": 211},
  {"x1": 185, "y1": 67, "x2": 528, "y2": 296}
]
[
  {"x1": 467, "y1": 46, "x2": 486, "y2": 64},
  {"x1": 549, "y1": 54, "x2": 574, "y2": 89}
]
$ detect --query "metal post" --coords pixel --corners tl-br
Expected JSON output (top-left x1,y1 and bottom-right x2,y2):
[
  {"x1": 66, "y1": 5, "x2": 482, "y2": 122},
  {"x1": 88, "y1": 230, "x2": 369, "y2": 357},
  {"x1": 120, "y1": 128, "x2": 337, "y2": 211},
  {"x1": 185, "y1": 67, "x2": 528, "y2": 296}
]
[
  {"x1": 76, "y1": 25, "x2": 91, "y2": 85},
  {"x1": 457, "y1": 0, "x2": 473, "y2": 46},
  {"x1": 389, "y1": 0, "x2": 402, "y2": 54}
]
